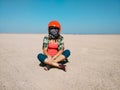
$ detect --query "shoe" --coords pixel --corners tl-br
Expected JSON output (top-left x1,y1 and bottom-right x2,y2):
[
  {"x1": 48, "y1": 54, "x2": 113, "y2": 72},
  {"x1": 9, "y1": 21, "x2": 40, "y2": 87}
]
[
  {"x1": 44, "y1": 65, "x2": 51, "y2": 71},
  {"x1": 39, "y1": 63, "x2": 46, "y2": 67},
  {"x1": 60, "y1": 59, "x2": 69, "y2": 64},
  {"x1": 59, "y1": 64, "x2": 66, "y2": 72}
]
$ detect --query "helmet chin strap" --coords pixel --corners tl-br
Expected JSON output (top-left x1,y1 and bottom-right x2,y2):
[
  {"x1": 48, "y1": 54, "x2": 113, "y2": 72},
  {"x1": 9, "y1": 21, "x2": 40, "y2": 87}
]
[{"x1": 49, "y1": 29, "x2": 60, "y2": 40}]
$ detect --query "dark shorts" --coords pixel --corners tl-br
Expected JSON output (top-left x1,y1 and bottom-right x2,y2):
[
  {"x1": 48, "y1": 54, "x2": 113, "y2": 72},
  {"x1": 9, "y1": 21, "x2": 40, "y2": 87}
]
[{"x1": 37, "y1": 49, "x2": 71, "y2": 64}]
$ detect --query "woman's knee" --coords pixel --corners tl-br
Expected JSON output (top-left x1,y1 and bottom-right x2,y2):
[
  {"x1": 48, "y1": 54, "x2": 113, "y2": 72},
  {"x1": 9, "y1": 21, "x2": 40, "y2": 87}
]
[
  {"x1": 37, "y1": 53, "x2": 47, "y2": 63},
  {"x1": 62, "y1": 49, "x2": 71, "y2": 58}
]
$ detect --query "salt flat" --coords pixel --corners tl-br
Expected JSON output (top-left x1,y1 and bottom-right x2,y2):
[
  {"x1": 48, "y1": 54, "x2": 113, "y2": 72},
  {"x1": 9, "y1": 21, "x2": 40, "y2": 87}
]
[{"x1": 0, "y1": 34, "x2": 120, "y2": 90}]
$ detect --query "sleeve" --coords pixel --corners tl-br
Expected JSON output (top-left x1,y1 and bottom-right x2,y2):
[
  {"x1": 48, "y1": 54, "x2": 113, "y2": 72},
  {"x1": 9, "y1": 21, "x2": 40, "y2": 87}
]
[
  {"x1": 42, "y1": 36, "x2": 49, "y2": 49},
  {"x1": 58, "y1": 36, "x2": 64, "y2": 50}
]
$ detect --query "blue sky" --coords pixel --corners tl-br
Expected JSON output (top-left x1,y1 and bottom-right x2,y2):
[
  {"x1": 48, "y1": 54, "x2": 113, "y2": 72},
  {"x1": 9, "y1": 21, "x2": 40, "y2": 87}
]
[{"x1": 0, "y1": 0, "x2": 120, "y2": 34}]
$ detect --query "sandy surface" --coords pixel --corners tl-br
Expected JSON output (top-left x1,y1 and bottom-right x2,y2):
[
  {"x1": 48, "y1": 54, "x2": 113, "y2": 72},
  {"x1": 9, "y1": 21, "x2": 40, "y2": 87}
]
[{"x1": 0, "y1": 34, "x2": 120, "y2": 90}]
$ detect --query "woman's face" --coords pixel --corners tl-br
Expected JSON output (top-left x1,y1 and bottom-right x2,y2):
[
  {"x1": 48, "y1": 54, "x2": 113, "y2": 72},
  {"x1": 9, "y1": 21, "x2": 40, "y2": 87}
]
[{"x1": 48, "y1": 27, "x2": 60, "y2": 39}]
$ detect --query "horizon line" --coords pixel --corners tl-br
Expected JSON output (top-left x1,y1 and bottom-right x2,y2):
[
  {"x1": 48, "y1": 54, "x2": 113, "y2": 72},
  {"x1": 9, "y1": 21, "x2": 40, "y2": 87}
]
[{"x1": 0, "y1": 33, "x2": 120, "y2": 35}]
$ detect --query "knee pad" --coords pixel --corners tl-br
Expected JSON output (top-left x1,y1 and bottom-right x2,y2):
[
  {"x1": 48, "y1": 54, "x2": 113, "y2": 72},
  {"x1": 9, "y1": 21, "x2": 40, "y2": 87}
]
[
  {"x1": 37, "y1": 53, "x2": 47, "y2": 63},
  {"x1": 62, "y1": 49, "x2": 71, "y2": 58}
]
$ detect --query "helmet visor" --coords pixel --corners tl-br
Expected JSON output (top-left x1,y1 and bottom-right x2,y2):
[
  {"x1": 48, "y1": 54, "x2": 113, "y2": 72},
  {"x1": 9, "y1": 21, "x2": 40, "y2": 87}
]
[
  {"x1": 48, "y1": 26, "x2": 60, "y2": 31},
  {"x1": 49, "y1": 27, "x2": 60, "y2": 39}
]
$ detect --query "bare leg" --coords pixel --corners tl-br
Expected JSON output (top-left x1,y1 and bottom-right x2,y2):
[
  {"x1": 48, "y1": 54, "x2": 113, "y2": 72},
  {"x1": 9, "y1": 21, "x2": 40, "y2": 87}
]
[
  {"x1": 54, "y1": 54, "x2": 66, "y2": 63},
  {"x1": 44, "y1": 58, "x2": 60, "y2": 68},
  {"x1": 44, "y1": 57, "x2": 66, "y2": 72}
]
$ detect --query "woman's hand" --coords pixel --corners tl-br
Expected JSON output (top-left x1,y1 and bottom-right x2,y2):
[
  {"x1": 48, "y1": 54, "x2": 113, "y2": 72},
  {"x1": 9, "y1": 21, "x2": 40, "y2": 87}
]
[{"x1": 52, "y1": 55, "x2": 58, "y2": 60}]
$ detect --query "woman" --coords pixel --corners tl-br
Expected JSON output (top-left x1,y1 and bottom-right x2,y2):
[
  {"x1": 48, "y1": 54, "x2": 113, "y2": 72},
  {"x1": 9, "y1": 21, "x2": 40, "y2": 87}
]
[{"x1": 37, "y1": 20, "x2": 70, "y2": 71}]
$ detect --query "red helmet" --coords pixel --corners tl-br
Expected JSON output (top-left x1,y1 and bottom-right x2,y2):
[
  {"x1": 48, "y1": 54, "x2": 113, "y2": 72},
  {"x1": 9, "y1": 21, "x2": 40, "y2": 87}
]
[{"x1": 48, "y1": 20, "x2": 61, "y2": 30}]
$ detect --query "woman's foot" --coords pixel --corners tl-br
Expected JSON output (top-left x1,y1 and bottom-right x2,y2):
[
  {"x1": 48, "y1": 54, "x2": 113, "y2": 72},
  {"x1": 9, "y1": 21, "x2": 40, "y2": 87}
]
[
  {"x1": 44, "y1": 65, "x2": 51, "y2": 71},
  {"x1": 39, "y1": 63, "x2": 46, "y2": 67},
  {"x1": 59, "y1": 64, "x2": 66, "y2": 72}
]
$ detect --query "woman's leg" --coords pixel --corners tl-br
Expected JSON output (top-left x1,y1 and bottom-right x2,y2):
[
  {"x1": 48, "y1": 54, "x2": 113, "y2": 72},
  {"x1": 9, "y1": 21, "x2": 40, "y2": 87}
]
[
  {"x1": 44, "y1": 59, "x2": 66, "y2": 71},
  {"x1": 54, "y1": 49, "x2": 71, "y2": 63},
  {"x1": 37, "y1": 53, "x2": 60, "y2": 68},
  {"x1": 37, "y1": 53, "x2": 66, "y2": 71},
  {"x1": 44, "y1": 58, "x2": 60, "y2": 68},
  {"x1": 54, "y1": 54, "x2": 65, "y2": 63},
  {"x1": 37, "y1": 53, "x2": 47, "y2": 64}
]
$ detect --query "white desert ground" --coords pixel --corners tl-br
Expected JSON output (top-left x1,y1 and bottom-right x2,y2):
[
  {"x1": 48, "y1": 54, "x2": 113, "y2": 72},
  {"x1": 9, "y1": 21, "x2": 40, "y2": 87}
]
[{"x1": 0, "y1": 34, "x2": 120, "y2": 90}]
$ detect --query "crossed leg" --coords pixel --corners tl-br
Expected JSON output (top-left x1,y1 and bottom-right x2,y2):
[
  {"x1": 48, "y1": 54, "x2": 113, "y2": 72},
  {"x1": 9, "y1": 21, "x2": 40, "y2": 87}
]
[
  {"x1": 44, "y1": 55, "x2": 66, "y2": 71},
  {"x1": 44, "y1": 54, "x2": 66, "y2": 66},
  {"x1": 54, "y1": 54, "x2": 66, "y2": 63}
]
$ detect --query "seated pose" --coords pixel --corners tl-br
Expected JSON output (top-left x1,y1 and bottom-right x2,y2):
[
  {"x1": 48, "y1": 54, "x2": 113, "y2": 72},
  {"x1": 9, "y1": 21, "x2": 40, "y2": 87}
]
[{"x1": 37, "y1": 20, "x2": 70, "y2": 71}]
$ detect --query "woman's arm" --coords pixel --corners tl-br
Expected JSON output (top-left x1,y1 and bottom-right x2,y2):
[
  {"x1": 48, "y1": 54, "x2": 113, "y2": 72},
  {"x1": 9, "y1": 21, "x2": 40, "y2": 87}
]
[
  {"x1": 43, "y1": 49, "x2": 49, "y2": 56},
  {"x1": 42, "y1": 36, "x2": 52, "y2": 59},
  {"x1": 53, "y1": 35, "x2": 65, "y2": 60},
  {"x1": 43, "y1": 48, "x2": 52, "y2": 59},
  {"x1": 52, "y1": 46, "x2": 64, "y2": 60},
  {"x1": 52, "y1": 50, "x2": 63, "y2": 60}
]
